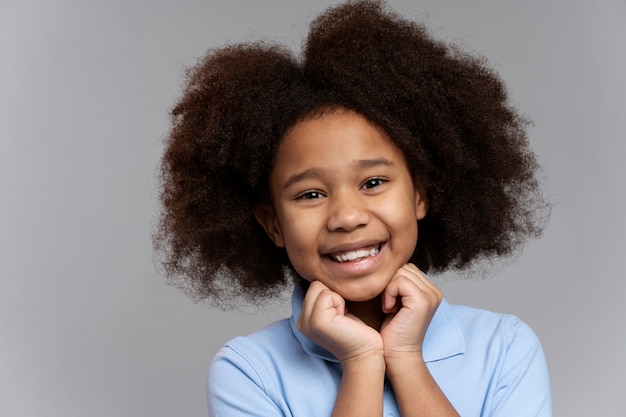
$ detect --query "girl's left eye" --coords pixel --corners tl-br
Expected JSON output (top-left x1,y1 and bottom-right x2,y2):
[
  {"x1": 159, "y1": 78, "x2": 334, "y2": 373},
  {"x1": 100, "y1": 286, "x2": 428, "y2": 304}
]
[{"x1": 362, "y1": 178, "x2": 386, "y2": 190}]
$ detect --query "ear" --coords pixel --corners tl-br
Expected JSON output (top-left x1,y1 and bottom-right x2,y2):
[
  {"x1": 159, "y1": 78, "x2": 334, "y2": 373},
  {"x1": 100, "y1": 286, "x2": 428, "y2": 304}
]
[
  {"x1": 253, "y1": 202, "x2": 285, "y2": 247},
  {"x1": 414, "y1": 183, "x2": 429, "y2": 221}
]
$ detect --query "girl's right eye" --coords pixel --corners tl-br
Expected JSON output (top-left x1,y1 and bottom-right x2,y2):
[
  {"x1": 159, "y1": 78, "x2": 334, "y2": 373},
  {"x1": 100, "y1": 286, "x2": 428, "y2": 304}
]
[{"x1": 297, "y1": 191, "x2": 324, "y2": 200}]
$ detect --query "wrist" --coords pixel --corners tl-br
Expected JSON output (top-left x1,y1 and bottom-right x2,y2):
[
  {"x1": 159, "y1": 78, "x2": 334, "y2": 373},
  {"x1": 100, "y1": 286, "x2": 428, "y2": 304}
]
[
  {"x1": 384, "y1": 349, "x2": 425, "y2": 378},
  {"x1": 340, "y1": 350, "x2": 386, "y2": 374}
]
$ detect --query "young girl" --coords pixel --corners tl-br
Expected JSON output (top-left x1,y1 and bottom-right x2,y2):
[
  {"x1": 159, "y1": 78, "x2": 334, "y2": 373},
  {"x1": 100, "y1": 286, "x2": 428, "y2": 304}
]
[{"x1": 154, "y1": 1, "x2": 551, "y2": 416}]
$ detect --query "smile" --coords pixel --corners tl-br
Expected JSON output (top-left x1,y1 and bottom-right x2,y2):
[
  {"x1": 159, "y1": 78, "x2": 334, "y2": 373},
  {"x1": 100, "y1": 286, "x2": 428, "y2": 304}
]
[{"x1": 328, "y1": 244, "x2": 381, "y2": 263}]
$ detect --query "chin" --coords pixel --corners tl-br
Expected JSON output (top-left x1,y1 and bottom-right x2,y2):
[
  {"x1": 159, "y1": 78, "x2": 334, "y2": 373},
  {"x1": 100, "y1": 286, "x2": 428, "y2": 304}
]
[{"x1": 339, "y1": 285, "x2": 385, "y2": 303}]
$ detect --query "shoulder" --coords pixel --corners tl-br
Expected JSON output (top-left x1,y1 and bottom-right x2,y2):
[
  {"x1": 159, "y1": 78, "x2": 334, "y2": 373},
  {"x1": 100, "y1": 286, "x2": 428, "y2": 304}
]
[
  {"x1": 431, "y1": 302, "x2": 551, "y2": 416},
  {"x1": 207, "y1": 319, "x2": 295, "y2": 416},
  {"x1": 453, "y1": 305, "x2": 549, "y2": 391},
  {"x1": 210, "y1": 319, "x2": 297, "y2": 376},
  {"x1": 429, "y1": 300, "x2": 548, "y2": 380},
  {"x1": 422, "y1": 299, "x2": 542, "y2": 366},
  {"x1": 209, "y1": 316, "x2": 337, "y2": 390},
  {"x1": 207, "y1": 318, "x2": 339, "y2": 416},
  {"x1": 448, "y1": 303, "x2": 542, "y2": 352}
]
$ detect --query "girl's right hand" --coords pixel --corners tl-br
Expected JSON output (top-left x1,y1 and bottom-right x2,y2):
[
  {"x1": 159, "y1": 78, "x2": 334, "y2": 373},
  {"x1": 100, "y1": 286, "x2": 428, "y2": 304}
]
[{"x1": 297, "y1": 281, "x2": 384, "y2": 364}]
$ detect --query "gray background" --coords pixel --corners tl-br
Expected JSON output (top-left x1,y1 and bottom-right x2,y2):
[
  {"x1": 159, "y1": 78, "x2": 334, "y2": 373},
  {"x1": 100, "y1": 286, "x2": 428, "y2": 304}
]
[{"x1": 1, "y1": 0, "x2": 624, "y2": 415}]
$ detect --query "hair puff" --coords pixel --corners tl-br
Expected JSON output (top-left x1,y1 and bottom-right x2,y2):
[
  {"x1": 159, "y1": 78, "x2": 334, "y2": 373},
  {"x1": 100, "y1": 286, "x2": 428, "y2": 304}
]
[{"x1": 154, "y1": 0, "x2": 548, "y2": 305}]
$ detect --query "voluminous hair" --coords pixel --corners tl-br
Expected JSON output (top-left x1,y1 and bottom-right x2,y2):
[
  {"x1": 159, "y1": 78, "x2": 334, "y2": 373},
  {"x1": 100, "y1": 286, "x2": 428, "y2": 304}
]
[{"x1": 154, "y1": 0, "x2": 548, "y2": 305}]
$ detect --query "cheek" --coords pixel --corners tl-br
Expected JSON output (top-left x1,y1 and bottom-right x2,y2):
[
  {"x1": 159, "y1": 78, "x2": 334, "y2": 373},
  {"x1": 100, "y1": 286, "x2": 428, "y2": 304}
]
[
  {"x1": 280, "y1": 215, "x2": 313, "y2": 248},
  {"x1": 277, "y1": 213, "x2": 320, "y2": 272},
  {"x1": 384, "y1": 191, "x2": 420, "y2": 227},
  {"x1": 382, "y1": 196, "x2": 419, "y2": 254},
  {"x1": 401, "y1": 219, "x2": 419, "y2": 254},
  {"x1": 283, "y1": 247, "x2": 318, "y2": 283}
]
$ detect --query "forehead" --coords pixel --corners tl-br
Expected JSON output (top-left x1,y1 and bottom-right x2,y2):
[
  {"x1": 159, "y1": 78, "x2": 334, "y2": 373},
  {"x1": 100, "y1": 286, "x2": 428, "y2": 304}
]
[{"x1": 274, "y1": 110, "x2": 405, "y2": 173}]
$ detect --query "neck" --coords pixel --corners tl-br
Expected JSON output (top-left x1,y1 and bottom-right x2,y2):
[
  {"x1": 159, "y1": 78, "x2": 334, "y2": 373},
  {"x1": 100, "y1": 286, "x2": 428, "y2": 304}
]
[{"x1": 345, "y1": 296, "x2": 386, "y2": 331}]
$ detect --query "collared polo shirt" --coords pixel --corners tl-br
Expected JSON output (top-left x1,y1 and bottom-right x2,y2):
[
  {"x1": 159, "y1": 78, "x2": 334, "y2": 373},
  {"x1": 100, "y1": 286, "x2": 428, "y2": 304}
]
[{"x1": 207, "y1": 283, "x2": 551, "y2": 416}]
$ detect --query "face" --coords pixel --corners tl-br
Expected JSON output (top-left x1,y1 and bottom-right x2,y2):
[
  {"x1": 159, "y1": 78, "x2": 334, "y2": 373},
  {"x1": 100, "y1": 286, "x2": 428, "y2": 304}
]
[{"x1": 255, "y1": 109, "x2": 428, "y2": 302}]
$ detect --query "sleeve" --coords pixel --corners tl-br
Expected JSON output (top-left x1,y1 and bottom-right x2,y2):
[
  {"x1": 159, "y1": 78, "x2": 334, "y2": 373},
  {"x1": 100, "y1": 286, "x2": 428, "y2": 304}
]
[
  {"x1": 207, "y1": 345, "x2": 285, "y2": 417},
  {"x1": 489, "y1": 318, "x2": 552, "y2": 417}
]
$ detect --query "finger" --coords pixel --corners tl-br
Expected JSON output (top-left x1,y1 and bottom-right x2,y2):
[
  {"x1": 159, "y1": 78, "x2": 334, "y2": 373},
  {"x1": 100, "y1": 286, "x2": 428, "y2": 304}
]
[
  {"x1": 398, "y1": 264, "x2": 442, "y2": 301},
  {"x1": 313, "y1": 287, "x2": 345, "y2": 318},
  {"x1": 298, "y1": 281, "x2": 327, "y2": 330},
  {"x1": 300, "y1": 281, "x2": 328, "y2": 314},
  {"x1": 382, "y1": 266, "x2": 441, "y2": 312},
  {"x1": 298, "y1": 282, "x2": 345, "y2": 332},
  {"x1": 382, "y1": 273, "x2": 416, "y2": 312}
]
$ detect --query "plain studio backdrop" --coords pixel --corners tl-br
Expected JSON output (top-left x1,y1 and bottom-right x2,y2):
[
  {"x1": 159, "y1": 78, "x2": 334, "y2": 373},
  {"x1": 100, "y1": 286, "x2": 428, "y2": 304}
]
[{"x1": 1, "y1": 0, "x2": 624, "y2": 416}]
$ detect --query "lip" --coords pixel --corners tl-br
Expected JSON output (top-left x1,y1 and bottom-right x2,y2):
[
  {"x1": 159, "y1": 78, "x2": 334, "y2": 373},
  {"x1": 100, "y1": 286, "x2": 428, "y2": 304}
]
[
  {"x1": 323, "y1": 239, "x2": 383, "y2": 256},
  {"x1": 322, "y1": 241, "x2": 386, "y2": 275}
]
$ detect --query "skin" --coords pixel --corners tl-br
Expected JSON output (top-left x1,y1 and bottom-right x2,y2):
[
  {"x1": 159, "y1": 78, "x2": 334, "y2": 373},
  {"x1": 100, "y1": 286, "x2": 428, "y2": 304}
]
[{"x1": 255, "y1": 109, "x2": 459, "y2": 417}]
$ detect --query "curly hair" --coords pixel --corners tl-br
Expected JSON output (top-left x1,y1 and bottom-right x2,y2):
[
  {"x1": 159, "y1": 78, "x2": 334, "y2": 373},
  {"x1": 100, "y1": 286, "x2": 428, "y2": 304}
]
[{"x1": 154, "y1": 0, "x2": 548, "y2": 305}]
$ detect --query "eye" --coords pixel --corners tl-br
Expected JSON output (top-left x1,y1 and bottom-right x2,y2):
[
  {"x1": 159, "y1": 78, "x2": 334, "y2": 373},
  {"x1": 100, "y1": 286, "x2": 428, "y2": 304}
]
[
  {"x1": 362, "y1": 178, "x2": 386, "y2": 190},
  {"x1": 297, "y1": 190, "x2": 324, "y2": 200}
]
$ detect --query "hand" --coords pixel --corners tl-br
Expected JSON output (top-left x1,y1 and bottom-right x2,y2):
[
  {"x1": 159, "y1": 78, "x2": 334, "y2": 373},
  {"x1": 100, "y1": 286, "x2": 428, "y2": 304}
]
[
  {"x1": 297, "y1": 281, "x2": 384, "y2": 364},
  {"x1": 379, "y1": 264, "x2": 442, "y2": 361}
]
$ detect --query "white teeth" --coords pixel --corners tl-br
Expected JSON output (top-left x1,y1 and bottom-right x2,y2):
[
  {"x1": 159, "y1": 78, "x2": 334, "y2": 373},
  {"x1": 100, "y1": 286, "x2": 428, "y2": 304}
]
[{"x1": 331, "y1": 246, "x2": 380, "y2": 263}]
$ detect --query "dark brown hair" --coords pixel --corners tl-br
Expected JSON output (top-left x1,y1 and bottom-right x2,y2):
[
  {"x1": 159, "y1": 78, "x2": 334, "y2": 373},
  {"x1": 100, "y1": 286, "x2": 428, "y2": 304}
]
[{"x1": 154, "y1": 0, "x2": 548, "y2": 305}]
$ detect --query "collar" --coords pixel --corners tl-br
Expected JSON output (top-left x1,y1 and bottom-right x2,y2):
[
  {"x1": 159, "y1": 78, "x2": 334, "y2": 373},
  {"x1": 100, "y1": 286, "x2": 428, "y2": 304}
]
[{"x1": 289, "y1": 282, "x2": 465, "y2": 363}]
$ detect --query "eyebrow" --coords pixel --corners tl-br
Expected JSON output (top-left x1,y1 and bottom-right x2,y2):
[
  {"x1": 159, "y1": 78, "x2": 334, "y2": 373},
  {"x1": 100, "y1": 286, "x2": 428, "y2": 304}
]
[
  {"x1": 281, "y1": 157, "x2": 395, "y2": 190},
  {"x1": 356, "y1": 157, "x2": 394, "y2": 169}
]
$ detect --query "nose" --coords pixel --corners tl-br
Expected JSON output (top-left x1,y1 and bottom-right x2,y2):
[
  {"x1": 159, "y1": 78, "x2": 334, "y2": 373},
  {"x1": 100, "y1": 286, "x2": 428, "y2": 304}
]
[{"x1": 326, "y1": 191, "x2": 370, "y2": 232}]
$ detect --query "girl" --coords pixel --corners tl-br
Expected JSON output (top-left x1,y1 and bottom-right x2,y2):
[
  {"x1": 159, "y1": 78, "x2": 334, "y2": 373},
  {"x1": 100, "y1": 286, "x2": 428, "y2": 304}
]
[{"x1": 154, "y1": 1, "x2": 551, "y2": 415}]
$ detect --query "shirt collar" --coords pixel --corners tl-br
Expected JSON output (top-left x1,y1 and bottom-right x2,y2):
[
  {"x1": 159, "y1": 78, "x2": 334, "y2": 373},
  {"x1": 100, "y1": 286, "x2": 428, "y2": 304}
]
[{"x1": 289, "y1": 282, "x2": 465, "y2": 363}]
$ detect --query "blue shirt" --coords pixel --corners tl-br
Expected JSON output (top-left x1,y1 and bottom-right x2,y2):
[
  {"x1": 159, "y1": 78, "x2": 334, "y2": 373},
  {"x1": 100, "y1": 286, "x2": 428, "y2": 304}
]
[{"x1": 207, "y1": 283, "x2": 552, "y2": 416}]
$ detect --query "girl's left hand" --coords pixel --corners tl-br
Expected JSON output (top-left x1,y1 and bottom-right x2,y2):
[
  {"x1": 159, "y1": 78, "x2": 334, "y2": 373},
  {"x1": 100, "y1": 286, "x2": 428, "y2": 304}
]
[{"x1": 379, "y1": 263, "x2": 442, "y2": 360}]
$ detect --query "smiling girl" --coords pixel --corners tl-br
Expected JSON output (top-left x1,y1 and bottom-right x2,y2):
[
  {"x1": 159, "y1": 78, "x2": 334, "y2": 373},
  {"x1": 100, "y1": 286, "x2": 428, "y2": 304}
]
[{"x1": 154, "y1": 1, "x2": 551, "y2": 416}]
